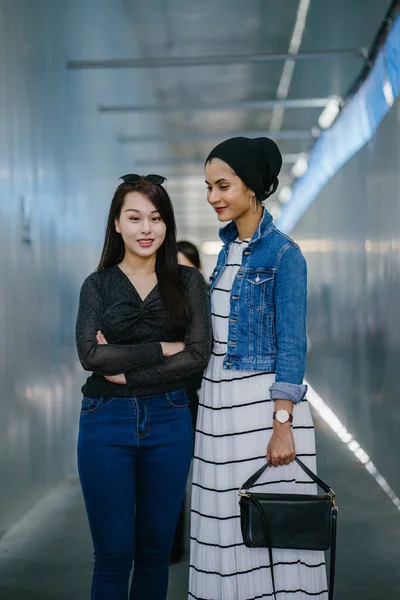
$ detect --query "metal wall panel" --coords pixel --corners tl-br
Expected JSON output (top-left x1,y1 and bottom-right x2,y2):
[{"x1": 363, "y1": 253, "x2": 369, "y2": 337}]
[
  {"x1": 293, "y1": 99, "x2": 400, "y2": 495},
  {"x1": 0, "y1": 0, "x2": 157, "y2": 535},
  {"x1": 0, "y1": 0, "x2": 84, "y2": 535}
]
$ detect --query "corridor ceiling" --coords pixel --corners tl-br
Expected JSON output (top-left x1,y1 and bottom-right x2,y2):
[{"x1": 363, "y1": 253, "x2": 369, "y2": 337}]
[{"x1": 65, "y1": 0, "x2": 391, "y2": 243}]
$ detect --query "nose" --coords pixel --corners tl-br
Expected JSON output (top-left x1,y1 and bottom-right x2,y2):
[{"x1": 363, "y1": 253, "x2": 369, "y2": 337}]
[
  {"x1": 208, "y1": 188, "x2": 221, "y2": 205},
  {"x1": 141, "y1": 220, "x2": 151, "y2": 234}
]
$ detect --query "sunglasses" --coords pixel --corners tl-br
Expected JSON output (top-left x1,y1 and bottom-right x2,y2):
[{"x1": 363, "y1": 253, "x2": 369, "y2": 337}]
[{"x1": 120, "y1": 173, "x2": 166, "y2": 185}]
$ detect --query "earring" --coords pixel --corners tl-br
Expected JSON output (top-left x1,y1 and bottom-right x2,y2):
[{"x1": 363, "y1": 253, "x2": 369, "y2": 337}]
[{"x1": 250, "y1": 195, "x2": 257, "y2": 214}]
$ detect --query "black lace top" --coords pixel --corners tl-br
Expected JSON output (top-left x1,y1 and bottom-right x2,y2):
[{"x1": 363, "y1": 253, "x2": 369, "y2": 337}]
[{"x1": 75, "y1": 264, "x2": 212, "y2": 398}]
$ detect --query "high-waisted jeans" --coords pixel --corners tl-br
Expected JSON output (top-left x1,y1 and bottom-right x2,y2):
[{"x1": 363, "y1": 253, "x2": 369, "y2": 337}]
[{"x1": 77, "y1": 388, "x2": 193, "y2": 600}]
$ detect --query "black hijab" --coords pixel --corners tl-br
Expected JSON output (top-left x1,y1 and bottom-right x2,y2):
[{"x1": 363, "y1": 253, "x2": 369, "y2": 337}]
[{"x1": 205, "y1": 136, "x2": 282, "y2": 201}]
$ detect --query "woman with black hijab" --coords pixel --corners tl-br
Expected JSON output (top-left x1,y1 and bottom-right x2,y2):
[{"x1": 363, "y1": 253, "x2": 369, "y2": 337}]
[{"x1": 189, "y1": 138, "x2": 328, "y2": 599}]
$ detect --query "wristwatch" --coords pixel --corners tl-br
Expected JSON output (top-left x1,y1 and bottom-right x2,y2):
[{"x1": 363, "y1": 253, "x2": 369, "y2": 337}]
[{"x1": 273, "y1": 409, "x2": 293, "y2": 424}]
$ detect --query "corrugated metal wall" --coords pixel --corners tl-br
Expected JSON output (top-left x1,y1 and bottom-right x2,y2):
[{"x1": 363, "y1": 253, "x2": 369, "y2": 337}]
[
  {"x1": 0, "y1": 0, "x2": 78, "y2": 535},
  {"x1": 0, "y1": 0, "x2": 126, "y2": 535},
  {"x1": 293, "y1": 99, "x2": 400, "y2": 496}
]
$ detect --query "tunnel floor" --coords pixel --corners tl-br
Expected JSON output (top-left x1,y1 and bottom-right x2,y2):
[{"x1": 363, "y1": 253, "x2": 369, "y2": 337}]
[{"x1": 0, "y1": 409, "x2": 399, "y2": 600}]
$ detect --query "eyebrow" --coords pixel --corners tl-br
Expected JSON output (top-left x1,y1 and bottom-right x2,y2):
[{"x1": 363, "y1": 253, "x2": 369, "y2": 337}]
[
  {"x1": 124, "y1": 208, "x2": 160, "y2": 214},
  {"x1": 205, "y1": 178, "x2": 230, "y2": 185}
]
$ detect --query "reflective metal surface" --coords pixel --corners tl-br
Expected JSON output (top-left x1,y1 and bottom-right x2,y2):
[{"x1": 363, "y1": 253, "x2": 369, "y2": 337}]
[
  {"x1": 293, "y1": 99, "x2": 400, "y2": 496},
  {"x1": 0, "y1": 0, "x2": 169, "y2": 535},
  {"x1": 0, "y1": 3, "x2": 71, "y2": 534},
  {"x1": 0, "y1": 0, "x2": 396, "y2": 536}
]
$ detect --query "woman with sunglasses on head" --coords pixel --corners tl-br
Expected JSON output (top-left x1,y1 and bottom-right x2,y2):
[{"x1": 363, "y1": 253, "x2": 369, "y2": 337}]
[
  {"x1": 75, "y1": 174, "x2": 211, "y2": 600},
  {"x1": 189, "y1": 138, "x2": 328, "y2": 600}
]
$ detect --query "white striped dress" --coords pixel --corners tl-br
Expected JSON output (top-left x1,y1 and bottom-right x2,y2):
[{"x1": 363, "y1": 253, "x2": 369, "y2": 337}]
[{"x1": 189, "y1": 238, "x2": 328, "y2": 600}]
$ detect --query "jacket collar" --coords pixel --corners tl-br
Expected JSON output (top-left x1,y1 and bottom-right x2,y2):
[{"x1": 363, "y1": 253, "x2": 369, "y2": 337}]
[{"x1": 219, "y1": 208, "x2": 274, "y2": 246}]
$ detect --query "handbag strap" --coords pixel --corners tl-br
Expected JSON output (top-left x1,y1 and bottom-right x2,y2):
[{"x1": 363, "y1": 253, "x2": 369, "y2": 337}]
[
  {"x1": 248, "y1": 494, "x2": 278, "y2": 600},
  {"x1": 240, "y1": 456, "x2": 335, "y2": 499},
  {"x1": 329, "y1": 504, "x2": 338, "y2": 600}
]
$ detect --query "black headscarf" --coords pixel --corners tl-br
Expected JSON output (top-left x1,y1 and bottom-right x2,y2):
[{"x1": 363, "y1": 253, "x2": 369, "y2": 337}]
[{"x1": 205, "y1": 136, "x2": 282, "y2": 201}]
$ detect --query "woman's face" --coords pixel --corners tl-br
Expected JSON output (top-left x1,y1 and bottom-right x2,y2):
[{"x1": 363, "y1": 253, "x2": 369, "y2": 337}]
[
  {"x1": 205, "y1": 158, "x2": 254, "y2": 222},
  {"x1": 115, "y1": 191, "x2": 167, "y2": 259}
]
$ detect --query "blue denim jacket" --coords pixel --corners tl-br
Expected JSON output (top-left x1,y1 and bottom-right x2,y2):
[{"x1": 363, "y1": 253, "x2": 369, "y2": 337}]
[{"x1": 210, "y1": 209, "x2": 308, "y2": 404}]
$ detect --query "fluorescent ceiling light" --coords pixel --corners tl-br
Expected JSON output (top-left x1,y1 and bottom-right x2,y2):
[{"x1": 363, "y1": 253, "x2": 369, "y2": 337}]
[
  {"x1": 292, "y1": 154, "x2": 309, "y2": 178},
  {"x1": 311, "y1": 126, "x2": 321, "y2": 138},
  {"x1": 288, "y1": 0, "x2": 311, "y2": 55},
  {"x1": 383, "y1": 77, "x2": 394, "y2": 107},
  {"x1": 318, "y1": 96, "x2": 341, "y2": 129},
  {"x1": 269, "y1": 0, "x2": 311, "y2": 131},
  {"x1": 202, "y1": 241, "x2": 222, "y2": 255},
  {"x1": 278, "y1": 186, "x2": 292, "y2": 204}
]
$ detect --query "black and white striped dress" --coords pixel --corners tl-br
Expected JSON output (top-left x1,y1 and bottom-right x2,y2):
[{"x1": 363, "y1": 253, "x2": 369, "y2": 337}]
[{"x1": 189, "y1": 238, "x2": 328, "y2": 600}]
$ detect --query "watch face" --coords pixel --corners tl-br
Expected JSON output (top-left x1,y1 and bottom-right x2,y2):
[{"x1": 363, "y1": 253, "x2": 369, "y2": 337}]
[{"x1": 276, "y1": 409, "x2": 289, "y2": 423}]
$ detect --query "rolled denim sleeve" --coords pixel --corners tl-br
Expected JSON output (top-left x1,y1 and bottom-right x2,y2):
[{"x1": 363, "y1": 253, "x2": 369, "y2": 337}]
[
  {"x1": 269, "y1": 244, "x2": 308, "y2": 404},
  {"x1": 270, "y1": 381, "x2": 308, "y2": 403}
]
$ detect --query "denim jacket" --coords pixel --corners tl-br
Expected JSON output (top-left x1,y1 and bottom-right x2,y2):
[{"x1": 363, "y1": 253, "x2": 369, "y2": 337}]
[{"x1": 210, "y1": 209, "x2": 308, "y2": 404}]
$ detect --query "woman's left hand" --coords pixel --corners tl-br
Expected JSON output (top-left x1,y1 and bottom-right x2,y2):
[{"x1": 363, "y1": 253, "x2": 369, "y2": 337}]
[
  {"x1": 96, "y1": 330, "x2": 108, "y2": 345},
  {"x1": 96, "y1": 330, "x2": 127, "y2": 385}
]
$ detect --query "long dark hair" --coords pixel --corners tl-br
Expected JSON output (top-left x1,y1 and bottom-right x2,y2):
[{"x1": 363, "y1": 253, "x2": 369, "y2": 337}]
[
  {"x1": 177, "y1": 240, "x2": 202, "y2": 269},
  {"x1": 98, "y1": 180, "x2": 190, "y2": 332}
]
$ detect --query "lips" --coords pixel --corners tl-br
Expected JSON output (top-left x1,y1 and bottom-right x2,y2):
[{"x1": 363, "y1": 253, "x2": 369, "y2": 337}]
[
  {"x1": 137, "y1": 239, "x2": 154, "y2": 247},
  {"x1": 214, "y1": 207, "x2": 227, "y2": 213}
]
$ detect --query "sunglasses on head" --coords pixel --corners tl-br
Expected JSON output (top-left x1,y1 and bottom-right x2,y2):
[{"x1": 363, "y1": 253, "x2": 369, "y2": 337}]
[{"x1": 120, "y1": 173, "x2": 166, "y2": 185}]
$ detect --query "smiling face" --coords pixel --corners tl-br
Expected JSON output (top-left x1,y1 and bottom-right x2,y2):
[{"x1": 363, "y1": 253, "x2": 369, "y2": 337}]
[
  {"x1": 205, "y1": 158, "x2": 255, "y2": 222},
  {"x1": 115, "y1": 191, "x2": 167, "y2": 259}
]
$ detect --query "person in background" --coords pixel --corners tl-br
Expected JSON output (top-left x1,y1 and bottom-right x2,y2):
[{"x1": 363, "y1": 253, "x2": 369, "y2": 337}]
[
  {"x1": 170, "y1": 240, "x2": 206, "y2": 563},
  {"x1": 75, "y1": 174, "x2": 211, "y2": 600},
  {"x1": 177, "y1": 240, "x2": 202, "y2": 272},
  {"x1": 176, "y1": 240, "x2": 206, "y2": 426}
]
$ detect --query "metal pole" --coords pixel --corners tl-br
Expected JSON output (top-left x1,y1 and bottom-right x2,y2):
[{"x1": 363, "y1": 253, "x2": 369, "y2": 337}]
[
  {"x1": 67, "y1": 49, "x2": 368, "y2": 70},
  {"x1": 118, "y1": 130, "x2": 313, "y2": 143},
  {"x1": 133, "y1": 154, "x2": 301, "y2": 167},
  {"x1": 98, "y1": 97, "x2": 333, "y2": 113}
]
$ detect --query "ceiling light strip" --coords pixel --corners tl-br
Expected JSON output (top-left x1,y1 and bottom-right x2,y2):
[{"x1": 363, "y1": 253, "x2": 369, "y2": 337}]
[{"x1": 270, "y1": 0, "x2": 311, "y2": 131}]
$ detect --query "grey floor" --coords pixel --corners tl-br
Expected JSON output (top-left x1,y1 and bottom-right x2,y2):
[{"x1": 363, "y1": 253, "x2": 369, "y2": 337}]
[{"x1": 0, "y1": 411, "x2": 399, "y2": 600}]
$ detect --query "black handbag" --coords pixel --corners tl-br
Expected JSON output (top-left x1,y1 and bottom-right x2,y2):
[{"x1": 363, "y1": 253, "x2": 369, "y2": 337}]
[{"x1": 239, "y1": 457, "x2": 338, "y2": 600}]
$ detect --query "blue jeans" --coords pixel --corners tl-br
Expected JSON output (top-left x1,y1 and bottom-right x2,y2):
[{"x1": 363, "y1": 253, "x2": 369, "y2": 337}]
[{"x1": 77, "y1": 389, "x2": 193, "y2": 600}]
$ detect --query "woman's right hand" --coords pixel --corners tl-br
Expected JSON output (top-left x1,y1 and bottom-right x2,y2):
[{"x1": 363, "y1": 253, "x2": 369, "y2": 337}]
[{"x1": 161, "y1": 342, "x2": 185, "y2": 356}]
